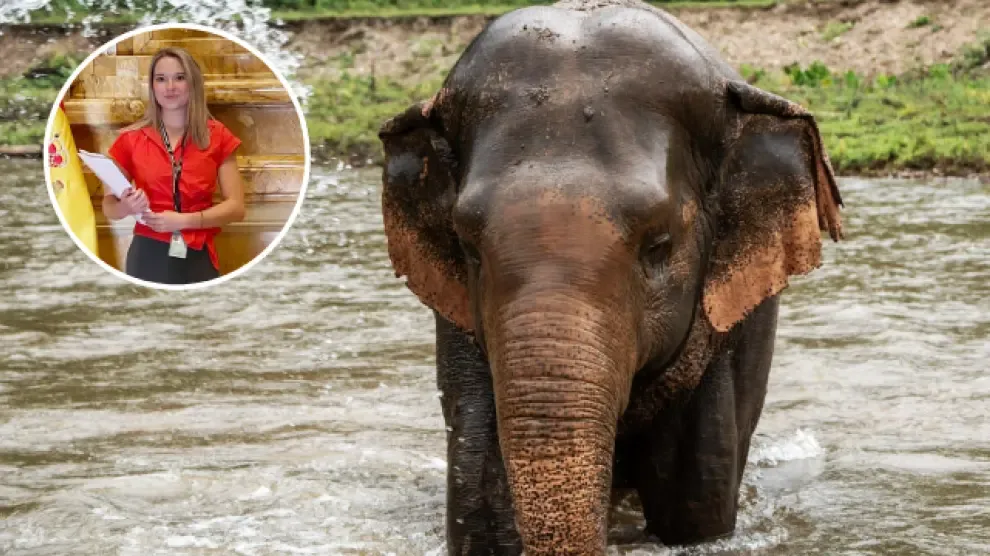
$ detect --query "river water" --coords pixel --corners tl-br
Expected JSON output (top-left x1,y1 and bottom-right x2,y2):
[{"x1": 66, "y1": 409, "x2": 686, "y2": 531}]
[{"x1": 0, "y1": 159, "x2": 987, "y2": 555}]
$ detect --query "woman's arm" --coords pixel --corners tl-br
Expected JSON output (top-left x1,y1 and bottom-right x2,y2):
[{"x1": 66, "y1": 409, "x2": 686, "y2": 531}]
[
  {"x1": 103, "y1": 193, "x2": 136, "y2": 220},
  {"x1": 183, "y1": 154, "x2": 246, "y2": 229},
  {"x1": 144, "y1": 154, "x2": 246, "y2": 233},
  {"x1": 101, "y1": 161, "x2": 148, "y2": 220}
]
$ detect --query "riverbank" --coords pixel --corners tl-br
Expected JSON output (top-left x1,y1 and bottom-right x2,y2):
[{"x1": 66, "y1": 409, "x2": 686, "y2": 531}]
[
  {"x1": 270, "y1": 0, "x2": 990, "y2": 176},
  {"x1": 2, "y1": 0, "x2": 988, "y2": 175},
  {"x1": 303, "y1": 70, "x2": 990, "y2": 177}
]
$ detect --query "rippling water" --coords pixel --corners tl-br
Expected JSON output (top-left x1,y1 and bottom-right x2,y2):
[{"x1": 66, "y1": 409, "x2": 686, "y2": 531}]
[{"x1": 1, "y1": 158, "x2": 987, "y2": 555}]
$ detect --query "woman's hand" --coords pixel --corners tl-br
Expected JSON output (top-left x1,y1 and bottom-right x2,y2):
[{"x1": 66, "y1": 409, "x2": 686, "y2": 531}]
[
  {"x1": 144, "y1": 211, "x2": 191, "y2": 233},
  {"x1": 119, "y1": 188, "x2": 149, "y2": 215}
]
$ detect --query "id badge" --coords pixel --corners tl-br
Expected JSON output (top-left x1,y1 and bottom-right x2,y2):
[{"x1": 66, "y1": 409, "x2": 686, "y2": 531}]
[{"x1": 168, "y1": 231, "x2": 188, "y2": 259}]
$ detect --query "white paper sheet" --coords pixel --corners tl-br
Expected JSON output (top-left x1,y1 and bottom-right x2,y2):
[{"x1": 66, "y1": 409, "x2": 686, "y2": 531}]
[{"x1": 77, "y1": 150, "x2": 146, "y2": 224}]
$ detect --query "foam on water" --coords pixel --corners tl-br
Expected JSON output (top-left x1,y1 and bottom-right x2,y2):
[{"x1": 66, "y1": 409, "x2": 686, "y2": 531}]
[
  {"x1": 0, "y1": 0, "x2": 306, "y2": 99},
  {"x1": 0, "y1": 0, "x2": 49, "y2": 27},
  {"x1": 748, "y1": 429, "x2": 824, "y2": 467}
]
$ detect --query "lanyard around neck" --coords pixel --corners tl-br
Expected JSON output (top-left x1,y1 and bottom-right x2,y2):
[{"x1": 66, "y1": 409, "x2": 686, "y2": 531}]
[{"x1": 158, "y1": 120, "x2": 187, "y2": 213}]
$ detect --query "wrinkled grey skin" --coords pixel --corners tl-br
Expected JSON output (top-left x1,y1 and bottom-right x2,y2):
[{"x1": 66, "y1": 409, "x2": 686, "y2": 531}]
[{"x1": 378, "y1": 1, "x2": 843, "y2": 554}]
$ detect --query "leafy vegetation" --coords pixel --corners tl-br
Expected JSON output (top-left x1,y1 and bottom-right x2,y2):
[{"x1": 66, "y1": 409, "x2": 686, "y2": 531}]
[
  {"x1": 21, "y1": 52, "x2": 83, "y2": 89},
  {"x1": 752, "y1": 62, "x2": 990, "y2": 174},
  {"x1": 304, "y1": 71, "x2": 447, "y2": 161},
  {"x1": 955, "y1": 34, "x2": 990, "y2": 73},
  {"x1": 23, "y1": 0, "x2": 779, "y2": 23},
  {"x1": 784, "y1": 61, "x2": 833, "y2": 87},
  {"x1": 0, "y1": 53, "x2": 72, "y2": 148},
  {"x1": 822, "y1": 21, "x2": 853, "y2": 42},
  {"x1": 272, "y1": 0, "x2": 778, "y2": 19},
  {"x1": 0, "y1": 121, "x2": 48, "y2": 146},
  {"x1": 298, "y1": 54, "x2": 990, "y2": 174},
  {"x1": 0, "y1": 84, "x2": 58, "y2": 124}
]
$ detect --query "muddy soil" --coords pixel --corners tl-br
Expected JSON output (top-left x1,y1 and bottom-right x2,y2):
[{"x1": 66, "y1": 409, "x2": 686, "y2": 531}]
[
  {"x1": 1, "y1": 0, "x2": 987, "y2": 81},
  {"x1": 0, "y1": 25, "x2": 112, "y2": 79},
  {"x1": 284, "y1": 0, "x2": 989, "y2": 83},
  {"x1": 680, "y1": 0, "x2": 990, "y2": 76}
]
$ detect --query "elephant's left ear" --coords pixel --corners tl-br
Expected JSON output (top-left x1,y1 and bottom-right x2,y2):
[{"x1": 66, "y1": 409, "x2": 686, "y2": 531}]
[{"x1": 703, "y1": 81, "x2": 844, "y2": 333}]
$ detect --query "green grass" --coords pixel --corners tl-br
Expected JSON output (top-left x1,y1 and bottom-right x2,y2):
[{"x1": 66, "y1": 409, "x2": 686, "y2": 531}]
[
  {"x1": 299, "y1": 59, "x2": 990, "y2": 174},
  {"x1": 303, "y1": 71, "x2": 447, "y2": 161},
  {"x1": 274, "y1": 1, "x2": 778, "y2": 20},
  {"x1": 0, "y1": 121, "x2": 47, "y2": 146},
  {"x1": 21, "y1": 0, "x2": 779, "y2": 24},
  {"x1": 17, "y1": 10, "x2": 161, "y2": 25},
  {"x1": 0, "y1": 56, "x2": 68, "y2": 149},
  {"x1": 821, "y1": 21, "x2": 853, "y2": 42},
  {"x1": 748, "y1": 64, "x2": 990, "y2": 174},
  {"x1": 0, "y1": 83, "x2": 58, "y2": 123},
  {"x1": 955, "y1": 34, "x2": 990, "y2": 73},
  {"x1": 272, "y1": 1, "x2": 776, "y2": 19}
]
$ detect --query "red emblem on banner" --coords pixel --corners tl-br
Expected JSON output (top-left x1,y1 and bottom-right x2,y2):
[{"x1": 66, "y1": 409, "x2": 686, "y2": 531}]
[{"x1": 48, "y1": 134, "x2": 66, "y2": 168}]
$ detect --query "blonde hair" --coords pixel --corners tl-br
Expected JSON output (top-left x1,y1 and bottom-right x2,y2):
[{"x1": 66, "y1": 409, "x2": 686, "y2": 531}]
[{"x1": 122, "y1": 46, "x2": 212, "y2": 149}]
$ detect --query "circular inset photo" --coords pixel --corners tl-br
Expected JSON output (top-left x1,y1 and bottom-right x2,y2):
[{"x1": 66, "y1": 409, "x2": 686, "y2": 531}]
[{"x1": 44, "y1": 23, "x2": 310, "y2": 289}]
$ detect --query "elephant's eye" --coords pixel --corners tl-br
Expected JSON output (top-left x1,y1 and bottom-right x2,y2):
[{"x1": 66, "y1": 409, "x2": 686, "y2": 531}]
[
  {"x1": 460, "y1": 239, "x2": 481, "y2": 266},
  {"x1": 642, "y1": 233, "x2": 672, "y2": 277}
]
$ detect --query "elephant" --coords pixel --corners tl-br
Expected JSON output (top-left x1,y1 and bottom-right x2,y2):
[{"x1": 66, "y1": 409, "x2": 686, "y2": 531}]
[{"x1": 377, "y1": 0, "x2": 843, "y2": 554}]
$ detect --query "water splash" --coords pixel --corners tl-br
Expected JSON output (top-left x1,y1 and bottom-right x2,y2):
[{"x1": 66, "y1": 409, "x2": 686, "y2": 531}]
[
  {"x1": 0, "y1": 0, "x2": 49, "y2": 27},
  {"x1": 0, "y1": 0, "x2": 306, "y2": 99},
  {"x1": 748, "y1": 429, "x2": 824, "y2": 467},
  {"x1": 138, "y1": 0, "x2": 302, "y2": 86}
]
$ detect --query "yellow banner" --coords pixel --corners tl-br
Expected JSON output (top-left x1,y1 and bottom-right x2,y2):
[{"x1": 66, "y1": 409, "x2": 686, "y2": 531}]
[{"x1": 49, "y1": 106, "x2": 98, "y2": 257}]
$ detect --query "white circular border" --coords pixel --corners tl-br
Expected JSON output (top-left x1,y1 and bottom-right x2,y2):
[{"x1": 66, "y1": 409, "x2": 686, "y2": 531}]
[{"x1": 43, "y1": 21, "x2": 312, "y2": 292}]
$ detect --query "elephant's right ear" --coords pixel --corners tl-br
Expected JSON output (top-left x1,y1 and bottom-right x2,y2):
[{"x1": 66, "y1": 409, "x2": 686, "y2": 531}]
[{"x1": 379, "y1": 95, "x2": 472, "y2": 332}]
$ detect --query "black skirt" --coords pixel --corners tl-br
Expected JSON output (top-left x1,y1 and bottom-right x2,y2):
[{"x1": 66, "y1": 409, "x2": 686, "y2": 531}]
[{"x1": 125, "y1": 234, "x2": 219, "y2": 285}]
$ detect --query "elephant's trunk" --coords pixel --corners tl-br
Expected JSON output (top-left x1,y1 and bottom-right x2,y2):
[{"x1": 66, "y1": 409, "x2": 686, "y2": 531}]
[{"x1": 488, "y1": 295, "x2": 635, "y2": 555}]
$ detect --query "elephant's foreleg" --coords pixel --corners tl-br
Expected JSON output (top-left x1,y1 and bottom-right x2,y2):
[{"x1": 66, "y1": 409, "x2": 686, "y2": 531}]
[
  {"x1": 632, "y1": 363, "x2": 741, "y2": 545},
  {"x1": 632, "y1": 300, "x2": 777, "y2": 545},
  {"x1": 435, "y1": 312, "x2": 521, "y2": 555}
]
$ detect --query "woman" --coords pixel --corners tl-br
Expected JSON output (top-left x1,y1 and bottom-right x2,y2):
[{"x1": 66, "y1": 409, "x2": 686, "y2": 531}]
[{"x1": 104, "y1": 46, "x2": 246, "y2": 284}]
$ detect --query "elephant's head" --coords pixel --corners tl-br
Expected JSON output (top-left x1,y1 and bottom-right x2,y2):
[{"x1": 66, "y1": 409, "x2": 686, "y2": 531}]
[{"x1": 379, "y1": 6, "x2": 841, "y2": 554}]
